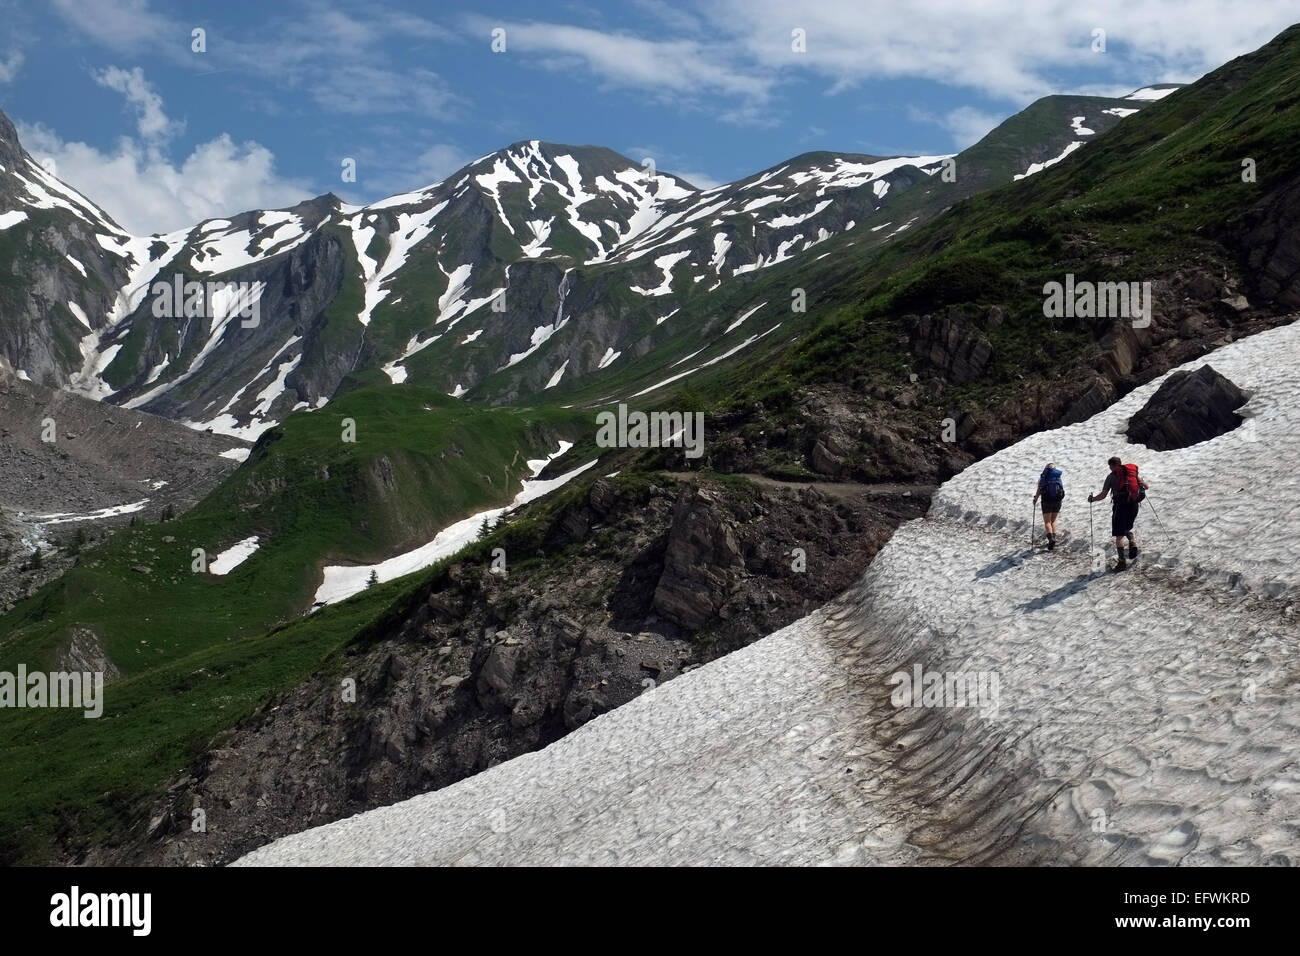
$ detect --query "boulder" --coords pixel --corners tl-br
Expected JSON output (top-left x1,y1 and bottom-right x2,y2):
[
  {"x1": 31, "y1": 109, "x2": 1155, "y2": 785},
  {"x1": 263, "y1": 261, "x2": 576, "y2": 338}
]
[
  {"x1": 540, "y1": 612, "x2": 584, "y2": 648},
  {"x1": 476, "y1": 643, "x2": 522, "y2": 705},
  {"x1": 588, "y1": 478, "x2": 616, "y2": 516},
  {"x1": 1178, "y1": 312, "x2": 1208, "y2": 337},
  {"x1": 1098, "y1": 324, "x2": 1142, "y2": 379},
  {"x1": 810, "y1": 440, "x2": 844, "y2": 476},
  {"x1": 651, "y1": 486, "x2": 743, "y2": 631},
  {"x1": 1127, "y1": 364, "x2": 1246, "y2": 451}
]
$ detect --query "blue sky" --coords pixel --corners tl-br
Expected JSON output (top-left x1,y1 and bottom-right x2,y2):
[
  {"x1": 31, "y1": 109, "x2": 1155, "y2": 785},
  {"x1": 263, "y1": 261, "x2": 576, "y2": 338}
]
[{"x1": 0, "y1": 0, "x2": 1295, "y2": 233}]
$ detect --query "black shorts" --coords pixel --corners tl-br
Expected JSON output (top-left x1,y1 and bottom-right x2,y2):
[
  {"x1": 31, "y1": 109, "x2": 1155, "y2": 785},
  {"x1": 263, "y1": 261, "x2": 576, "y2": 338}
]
[
  {"x1": 1040, "y1": 497, "x2": 1063, "y2": 514},
  {"x1": 1112, "y1": 500, "x2": 1140, "y2": 537}
]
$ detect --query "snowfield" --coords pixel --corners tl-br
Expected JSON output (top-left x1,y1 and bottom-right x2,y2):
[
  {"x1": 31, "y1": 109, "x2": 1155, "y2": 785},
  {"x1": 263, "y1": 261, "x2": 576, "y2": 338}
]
[
  {"x1": 312, "y1": 443, "x2": 597, "y2": 607},
  {"x1": 209, "y1": 536, "x2": 261, "y2": 576},
  {"x1": 238, "y1": 319, "x2": 1300, "y2": 867}
]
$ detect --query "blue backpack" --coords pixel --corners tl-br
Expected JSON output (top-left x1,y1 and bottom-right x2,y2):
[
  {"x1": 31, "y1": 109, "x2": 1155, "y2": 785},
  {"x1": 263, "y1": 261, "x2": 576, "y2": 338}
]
[{"x1": 1040, "y1": 467, "x2": 1064, "y2": 500}]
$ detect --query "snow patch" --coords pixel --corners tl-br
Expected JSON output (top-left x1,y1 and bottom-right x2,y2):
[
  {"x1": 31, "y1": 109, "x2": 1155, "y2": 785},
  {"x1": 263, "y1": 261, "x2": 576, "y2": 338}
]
[
  {"x1": 630, "y1": 250, "x2": 691, "y2": 296},
  {"x1": 312, "y1": 444, "x2": 596, "y2": 606},
  {"x1": 34, "y1": 499, "x2": 149, "y2": 525},
  {"x1": 1126, "y1": 86, "x2": 1177, "y2": 101},
  {"x1": 209, "y1": 536, "x2": 260, "y2": 575},
  {"x1": 1013, "y1": 141, "x2": 1084, "y2": 181},
  {"x1": 725, "y1": 302, "x2": 766, "y2": 334},
  {"x1": 545, "y1": 360, "x2": 569, "y2": 389}
]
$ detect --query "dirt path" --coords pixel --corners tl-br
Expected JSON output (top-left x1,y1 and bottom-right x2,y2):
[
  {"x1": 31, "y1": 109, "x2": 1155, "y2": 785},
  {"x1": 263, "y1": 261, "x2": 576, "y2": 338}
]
[{"x1": 664, "y1": 472, "x2": 936, "y2": 501}]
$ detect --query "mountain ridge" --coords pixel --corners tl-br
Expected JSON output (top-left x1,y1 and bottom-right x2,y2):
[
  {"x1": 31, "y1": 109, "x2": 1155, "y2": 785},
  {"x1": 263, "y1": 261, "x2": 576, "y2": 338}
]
[{"x1": 0, "y1": 89, "x2": 1160, "y2": 433}]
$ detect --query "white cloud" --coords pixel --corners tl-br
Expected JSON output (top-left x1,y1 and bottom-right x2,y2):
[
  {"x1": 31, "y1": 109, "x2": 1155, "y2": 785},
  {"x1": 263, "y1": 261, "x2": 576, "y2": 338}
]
[
  {"x1": 941, "y1": 107, "x2": 1002, "y2": 148},
  {"x1": 468, "y1": 2, "x2": 1299, "y2": 117},
  {"x1": 467, "y1": 16, "x2": 773, "y2": 108},
  {"x1": 48, "y1": 0, "x2": 172, "y2": 53},
  {"x1": 308, "y1": 64, "x2": 457, "y2": 117},
  {"x1": 13, "y1": 62, "x2": 311, "y2": 235},
  {"x1": 910, "y1": 105, "x2": 1004, "y2": 149},
  {"x1": 94, "y1": 65, "x2": 182, "y2": 144},
  {"x1": 414, "y1": 143, "x2": 474, "y2": 183},
  {"x1": 327, "y1": 138, "x2": 476, "y2": 205},
  {"x1": 17, "y1": 124, "x2": 311, "y2": 235},
  {"x1": 714, "y1": 0, "x2": 1299, "y2": 103},
  {"x1": 671, "y1": 170, "x2": 723, "y2": 190},
  {"x1": 0, "y1": 50, "x2": 23, "y2": 83}
]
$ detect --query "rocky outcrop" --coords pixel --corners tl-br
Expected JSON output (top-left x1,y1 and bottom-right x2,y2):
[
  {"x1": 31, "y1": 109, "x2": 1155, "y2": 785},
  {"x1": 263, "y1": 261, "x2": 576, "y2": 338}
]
[
  {"x1": 1061, "y1": 375, "x2": 1117, "y2": 425},
  {"x1": 52, "y1": 626, "x2": 122, "y2": 681},
  {"x1": 1237, "y1": 176, "x2": 1300, "y2": 310},
  {"x1": 651, "y1": 486, "x2": 745, "y2": 630},
  {"x1": 1127, "y1": 364, "x2": 1247, "y2": 450},
  {"x1": 906, "y1": 312, "x2": 993, "y2": 384}
]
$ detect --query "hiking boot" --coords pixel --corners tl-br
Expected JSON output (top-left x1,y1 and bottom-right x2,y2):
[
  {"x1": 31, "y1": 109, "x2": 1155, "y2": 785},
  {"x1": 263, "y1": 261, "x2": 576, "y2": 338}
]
[
  {"x1": 1114, "y1": 555, "x2": 1127, "y2": 571},
  {"x1": 1047, "y1": 535, "x2": 1055, "y2": 551},
  {"x1": 1128, "y1": 542, "x2": 1138, "y2": 559}
]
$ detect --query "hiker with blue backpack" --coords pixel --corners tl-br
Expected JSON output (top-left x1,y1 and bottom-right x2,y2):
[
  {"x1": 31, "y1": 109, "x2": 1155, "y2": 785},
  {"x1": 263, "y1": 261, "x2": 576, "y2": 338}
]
[
  {"x1": 1033, "y1": 462, "x2": 1065, "y2": 550},
  {"x1": 1088, "y1": 456, "x2": 1149, "y2": 570}
]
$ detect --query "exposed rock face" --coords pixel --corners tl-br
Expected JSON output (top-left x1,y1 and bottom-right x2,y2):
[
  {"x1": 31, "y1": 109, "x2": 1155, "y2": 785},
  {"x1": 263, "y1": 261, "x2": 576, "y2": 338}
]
[
  {"x1": 906, "y1": 313, "x2": 993, "y2": 384},
  {"x1": 1238, "y1": 176, "x2": 1300, "y2": 309},
  {"x1": 111, "y1": 219, "x2": 352, "y2": 427},
  {"x1": 652, "y1": 486, "x2": 744, "y2": 630},
  {"x1": 1061, "y1": 375, "x2": 1117, "y2": 425},
  {"x1": 1097, "y1": 323, "x2": 1144, "y2": 379},
  {"x1": 52, "y1": 627, "x2": 122, "y2": 681},
  {"x1": 1127, "y1": 364, "x2": 1247, "y2": 451}
]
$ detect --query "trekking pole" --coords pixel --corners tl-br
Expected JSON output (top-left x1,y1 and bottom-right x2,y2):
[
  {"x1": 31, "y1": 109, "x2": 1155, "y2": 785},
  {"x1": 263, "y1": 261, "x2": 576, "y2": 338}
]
[
  {"x1": 1143, "y1": 496, "x2": 1171, "y2": 542},
  {"x1": 1030, "y1": 500, "x2": 1035, "y2": 548},
  {"x1": 1089, "y1": 499, "x2": 1094, "y2": 553}
]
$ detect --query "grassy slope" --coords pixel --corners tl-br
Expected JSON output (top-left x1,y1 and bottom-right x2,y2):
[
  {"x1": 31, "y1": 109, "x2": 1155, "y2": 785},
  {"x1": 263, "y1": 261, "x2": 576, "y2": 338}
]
[
  {"x1": 772, "y1": 28, "x2": 1300, "y2": 401},
  {"x1": 0, "y1": 387, "x2": 588, "y2": 674},
  {"x1": 0, "y1": 385, "x2": 590, "y2": 862},
  {"x1": 0, "y1": 574, "x2": 415, "y2": 864},
  {"x1": 592, "y1": 28, "x2": 1300, "y2": 423}
]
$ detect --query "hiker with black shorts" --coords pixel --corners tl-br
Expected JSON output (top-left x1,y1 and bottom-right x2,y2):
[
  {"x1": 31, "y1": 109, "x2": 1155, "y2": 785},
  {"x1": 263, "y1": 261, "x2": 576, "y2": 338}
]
[
  {"x1": 1033, "y1": 462, "x2": 1064, "y2": 550},
  {"x1": 1088, "y1": 456, "x2": 1149, "y2": 570}
]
